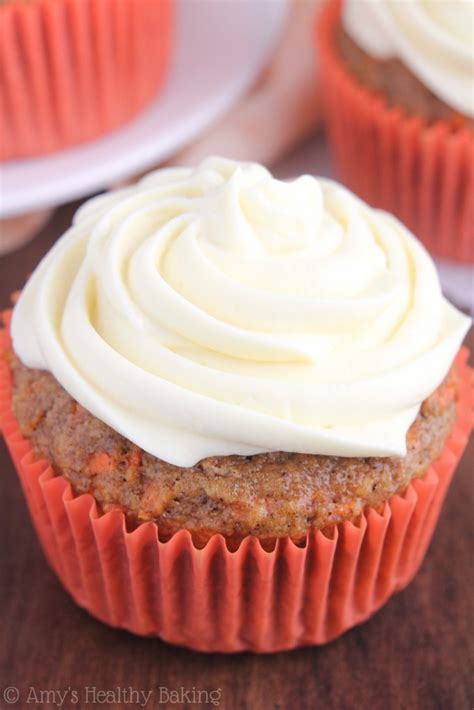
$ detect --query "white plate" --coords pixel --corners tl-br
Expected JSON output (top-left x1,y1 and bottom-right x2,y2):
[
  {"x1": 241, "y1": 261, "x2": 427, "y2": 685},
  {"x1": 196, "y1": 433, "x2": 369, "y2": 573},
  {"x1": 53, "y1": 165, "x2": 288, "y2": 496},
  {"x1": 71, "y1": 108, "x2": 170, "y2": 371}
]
[{"x1": 0, "y1": 0, "x2": 288, "y2": 218}]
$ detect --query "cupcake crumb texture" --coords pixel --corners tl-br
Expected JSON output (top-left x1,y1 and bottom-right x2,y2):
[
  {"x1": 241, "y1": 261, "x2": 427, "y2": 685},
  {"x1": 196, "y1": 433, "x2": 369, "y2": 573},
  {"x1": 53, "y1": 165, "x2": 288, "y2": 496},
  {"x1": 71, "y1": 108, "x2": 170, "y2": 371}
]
[
  {"x1": 8, "y1": 350, "x2": 458, "y2": 548},
  {"x1": 336, "y1": 25, "x2": 473, "y2": 128}
]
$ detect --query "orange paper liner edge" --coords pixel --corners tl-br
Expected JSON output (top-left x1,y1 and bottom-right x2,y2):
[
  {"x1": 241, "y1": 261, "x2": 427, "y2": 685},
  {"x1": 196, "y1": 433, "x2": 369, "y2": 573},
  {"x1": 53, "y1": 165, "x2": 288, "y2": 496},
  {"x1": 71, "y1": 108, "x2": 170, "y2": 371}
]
[
  {"x1": 0, "y1": 0, "x2": 173, "y2": 161},
  {"x1": 0, "y1": 310, "x2": 472, "y2": 652},
  {"x1": 315, "y1": 0, "x2": 474, "y2": 263}
]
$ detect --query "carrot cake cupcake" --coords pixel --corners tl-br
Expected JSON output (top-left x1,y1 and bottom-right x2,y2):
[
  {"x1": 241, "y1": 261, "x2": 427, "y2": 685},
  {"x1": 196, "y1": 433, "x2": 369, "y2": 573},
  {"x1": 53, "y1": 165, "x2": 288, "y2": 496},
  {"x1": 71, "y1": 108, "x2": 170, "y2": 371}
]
[
  {"x1": 316, "y1": 0, "x2": 474, "y2": 261},
  {"x1": 338, "y1": 0, "x2": 473, "y2": 127},
  {"x1": 2, "y1": 157, "x2": 471, "y2": 651}
]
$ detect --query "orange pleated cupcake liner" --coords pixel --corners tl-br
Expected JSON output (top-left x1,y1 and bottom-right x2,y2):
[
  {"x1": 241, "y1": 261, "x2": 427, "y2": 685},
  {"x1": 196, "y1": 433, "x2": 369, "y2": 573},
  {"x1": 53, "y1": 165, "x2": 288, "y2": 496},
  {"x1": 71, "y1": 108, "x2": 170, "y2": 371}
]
[
  {"x1": 315, "y1": 0, "x2": 474, "y2": 263},
  {"x1": 0, "y1": 308, "x2": 472, "y2": 652},
  {"x1": 0, "y1": 0, "x2": 173, "y2": 161}
]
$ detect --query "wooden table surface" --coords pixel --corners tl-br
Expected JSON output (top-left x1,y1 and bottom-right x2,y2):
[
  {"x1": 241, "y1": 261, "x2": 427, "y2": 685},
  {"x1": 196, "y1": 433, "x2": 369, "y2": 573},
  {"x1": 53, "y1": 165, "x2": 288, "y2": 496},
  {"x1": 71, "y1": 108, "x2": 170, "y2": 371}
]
[{"x1": 0, "y1": 203, "x2": 472, "y2": 710}]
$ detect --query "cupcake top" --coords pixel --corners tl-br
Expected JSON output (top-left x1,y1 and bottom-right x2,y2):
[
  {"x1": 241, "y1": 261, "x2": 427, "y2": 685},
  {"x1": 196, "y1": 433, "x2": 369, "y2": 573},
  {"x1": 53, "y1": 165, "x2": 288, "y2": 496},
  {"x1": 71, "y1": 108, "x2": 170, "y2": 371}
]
[
  {"x1": 12, "y1": 157, "x2": 470, "y2": 467},
  {"x1": 342, "y1": 0, "x2": 474, "y2": 117}
]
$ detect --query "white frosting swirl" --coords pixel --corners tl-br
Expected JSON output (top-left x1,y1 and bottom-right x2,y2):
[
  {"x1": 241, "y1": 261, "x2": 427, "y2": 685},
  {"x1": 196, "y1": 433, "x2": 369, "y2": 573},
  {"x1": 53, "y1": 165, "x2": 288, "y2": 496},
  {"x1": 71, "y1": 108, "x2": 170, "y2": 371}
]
[
  {"x1": 12, "y1": 157, "x2": 470, "y2": 466},
  {"x1": 342, "y1": 0, "x2": 474, "y2": 117}
]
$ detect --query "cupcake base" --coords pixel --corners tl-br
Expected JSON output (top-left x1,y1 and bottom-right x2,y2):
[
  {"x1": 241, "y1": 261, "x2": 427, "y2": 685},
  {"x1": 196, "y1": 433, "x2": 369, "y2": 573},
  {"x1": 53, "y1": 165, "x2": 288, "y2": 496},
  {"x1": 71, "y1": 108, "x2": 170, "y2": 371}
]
[
  {"x1": 0, "y1": 0, "x2": 173, "y2": 161},
  {"x1": 0, "y1": 311, "x2": 472, "y2": 652}
]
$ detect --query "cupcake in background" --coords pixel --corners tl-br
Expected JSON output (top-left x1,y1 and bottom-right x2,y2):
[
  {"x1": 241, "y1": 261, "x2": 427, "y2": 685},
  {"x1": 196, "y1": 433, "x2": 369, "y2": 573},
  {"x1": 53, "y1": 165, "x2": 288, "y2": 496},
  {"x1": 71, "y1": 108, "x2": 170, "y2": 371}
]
[
  {"x1": 0, "y1": 0, "x2": 173, "y2": 161},
  {"x1": 316, "y1": 0, "x2": 474, "y2": 262}
]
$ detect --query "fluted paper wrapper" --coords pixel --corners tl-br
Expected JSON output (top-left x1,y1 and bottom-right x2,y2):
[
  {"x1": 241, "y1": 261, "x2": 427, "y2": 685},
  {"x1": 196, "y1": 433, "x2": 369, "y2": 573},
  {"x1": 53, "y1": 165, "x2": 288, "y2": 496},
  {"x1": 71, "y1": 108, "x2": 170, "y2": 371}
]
[
  {"x1": 316, "y1": 0, "x2": 474, "y2": 263},
  {"x1": 0, "y1": 0, "x2": 172, "y2": 161},
  {"x1": 1, "y1": 311, "x2": 472, "y2": 652}
]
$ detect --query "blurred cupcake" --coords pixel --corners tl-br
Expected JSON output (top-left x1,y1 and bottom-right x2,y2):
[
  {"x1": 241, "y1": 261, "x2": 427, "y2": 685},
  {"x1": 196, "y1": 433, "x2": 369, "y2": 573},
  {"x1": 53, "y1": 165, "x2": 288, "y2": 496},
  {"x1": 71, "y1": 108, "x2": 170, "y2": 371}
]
[
  {"x1": 1, "y1": 158, "x2": 471, "y2": 652},
  {"x1": 316, "y1": 0, "x2": 474, "y2": 262},
  {"x1": 0, "y1": 0, "x2": 173, "y2": 161}
]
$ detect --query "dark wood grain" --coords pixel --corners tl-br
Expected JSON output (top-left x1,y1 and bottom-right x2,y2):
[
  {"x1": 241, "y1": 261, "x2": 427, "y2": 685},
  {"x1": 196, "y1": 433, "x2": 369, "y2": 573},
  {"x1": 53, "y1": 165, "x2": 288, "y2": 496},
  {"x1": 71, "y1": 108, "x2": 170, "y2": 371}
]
[{"x1": 0, "y1": 205, "x2": 472, "y2": 710}]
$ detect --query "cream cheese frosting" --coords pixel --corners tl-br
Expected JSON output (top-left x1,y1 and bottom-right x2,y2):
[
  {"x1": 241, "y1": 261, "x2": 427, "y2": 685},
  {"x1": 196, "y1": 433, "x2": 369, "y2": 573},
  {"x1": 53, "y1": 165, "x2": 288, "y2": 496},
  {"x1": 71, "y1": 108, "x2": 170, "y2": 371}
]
[
  {"x1": 12, "y1": 157, "x2": 470, "y2": 466},
  {"x1": 342, "y1": 0, "x2": 474, "y2": 117}
]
